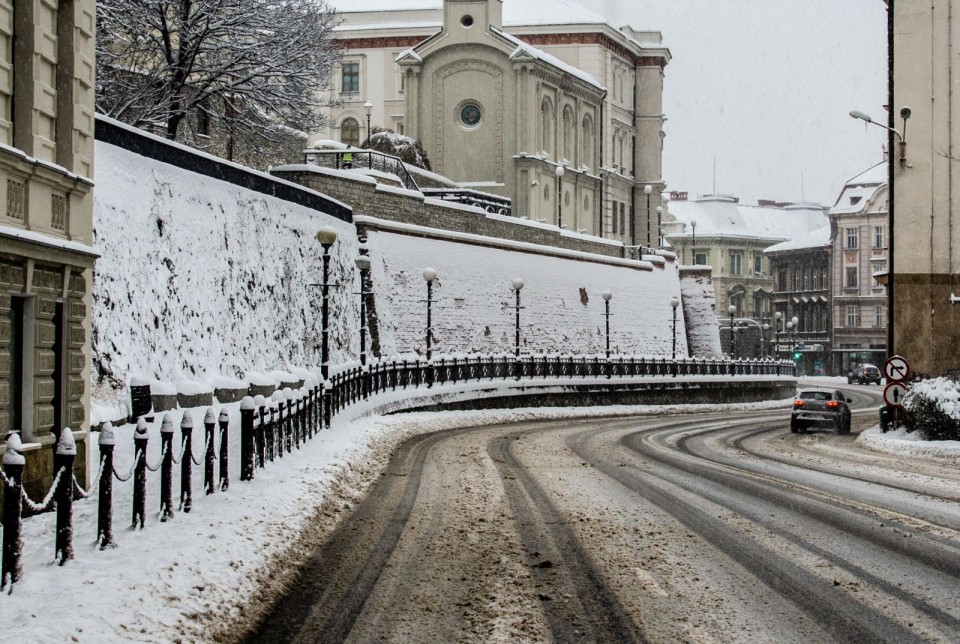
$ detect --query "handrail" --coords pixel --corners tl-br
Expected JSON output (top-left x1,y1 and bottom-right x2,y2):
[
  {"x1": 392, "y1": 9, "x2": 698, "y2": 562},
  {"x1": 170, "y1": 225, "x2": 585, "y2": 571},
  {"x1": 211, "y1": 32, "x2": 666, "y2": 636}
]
[{"x1": 303, "y1": 148, "x2": 420, "y2": 192}]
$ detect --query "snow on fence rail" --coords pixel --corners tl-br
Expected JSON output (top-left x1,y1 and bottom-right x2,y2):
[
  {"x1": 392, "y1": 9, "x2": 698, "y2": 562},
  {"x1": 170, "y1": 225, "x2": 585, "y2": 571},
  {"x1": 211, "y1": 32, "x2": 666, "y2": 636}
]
[{"x1": 1, "y1": 354, "x2": 793, "y2": 589}]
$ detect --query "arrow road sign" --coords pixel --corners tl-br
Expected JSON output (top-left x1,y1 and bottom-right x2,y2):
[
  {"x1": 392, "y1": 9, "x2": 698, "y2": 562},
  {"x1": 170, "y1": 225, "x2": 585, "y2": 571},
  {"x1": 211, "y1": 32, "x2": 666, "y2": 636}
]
[
  {"x1": 884, "y1": 355, "x2": 910, "y2": 382},
  {"x1": 884, "y1": 382, "x2": 908, "y2": 407}
]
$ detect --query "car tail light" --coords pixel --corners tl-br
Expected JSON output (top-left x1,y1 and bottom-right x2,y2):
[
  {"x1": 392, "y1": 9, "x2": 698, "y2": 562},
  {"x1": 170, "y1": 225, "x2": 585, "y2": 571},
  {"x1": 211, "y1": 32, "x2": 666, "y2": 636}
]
[
  {"x1": 826, "y1": 401, "x2": 839, "y2": 408},
  {"x1": 794, "y1": 400, "x2": 805, "y2": 408}
]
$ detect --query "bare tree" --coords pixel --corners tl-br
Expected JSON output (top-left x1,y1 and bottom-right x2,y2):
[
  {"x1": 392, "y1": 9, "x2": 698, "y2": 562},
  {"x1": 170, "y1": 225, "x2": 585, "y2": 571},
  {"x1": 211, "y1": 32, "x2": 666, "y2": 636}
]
[{"x1": 96, "y1": 0, "x2": 340, "y2": 152}]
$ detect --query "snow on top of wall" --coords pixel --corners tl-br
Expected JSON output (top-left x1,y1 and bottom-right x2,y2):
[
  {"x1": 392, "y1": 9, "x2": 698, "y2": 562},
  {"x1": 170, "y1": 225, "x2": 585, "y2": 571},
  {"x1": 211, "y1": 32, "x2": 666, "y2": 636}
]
[
  {"x1": 93, "y1": 141, "x2": 360, "y2": 396},
  {"x1": 765, "y1": 225, "x2": 831, "y2": 254},
  {"x1": 666, "y1": 197, "x2": 827, "y2": 242},
  {"x1": 366, "y1": 229, "x2": 687, "y2": 358}
]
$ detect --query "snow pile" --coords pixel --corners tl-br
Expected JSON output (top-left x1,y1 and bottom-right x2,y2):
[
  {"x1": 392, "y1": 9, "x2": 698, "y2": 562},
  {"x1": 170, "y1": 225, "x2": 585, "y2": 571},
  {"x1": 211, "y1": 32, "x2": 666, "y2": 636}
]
[
  {"x1": 366, "y1": 229, "x2": 689, "y2": 357},
  {"x1": 858, "y1": 425, "x2": 960, "y2": 464},
  {"x1": 92, "y1": 141, "x2": 360, "y2": 394},
  {"x1": 679, "y1": 269, "x2": 722, "y2": 357}
]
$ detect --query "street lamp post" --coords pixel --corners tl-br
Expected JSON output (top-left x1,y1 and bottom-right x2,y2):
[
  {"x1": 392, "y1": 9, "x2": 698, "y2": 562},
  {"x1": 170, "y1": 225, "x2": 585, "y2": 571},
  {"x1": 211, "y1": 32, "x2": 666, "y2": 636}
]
[
  {"x1": 774, "y1": 311, "x2": 783, "y2": 359},
  {"x1": 512, "y1": 278, "x2": 524, "y2": 380},
  {"x1": 762, "y1": 323, "x2": 770, "y2": 359},
  {"x1": 791, "y1": 315, "x2": 800, "y2": 373},
  {"x1": 354, "y1": 255, "x2": 371, "y2": 398},
  {"x1": 690, "y1": 219, "x2": 698, "y2": 264},
  {"x1": 555, "y1": 165, "x2": 565, "y2": 229},
  {"x1": 315, "y1": 227, "x2": 338, "y2": 428},
  {"x1": 423, "y1": 268, "x2": 437, "y2": 388},
  {"x1": 671, "y1": 296, "x2": 680, "y2": 362},
  {"x1": 728, "y1": 304, "x2": 737, "y2": 359},
  {"x1": 656, "y1": 205, "x2": 664, "y2": 247},
  {"x1": 364, "y1": 100, "x2": 373, "y2": 142},
  {"x1": 644, "y1": 184, "x2": 653, "y2": 247},
  {"x1": 602, "y1": 290, "x2": 613, "y2": 366}
]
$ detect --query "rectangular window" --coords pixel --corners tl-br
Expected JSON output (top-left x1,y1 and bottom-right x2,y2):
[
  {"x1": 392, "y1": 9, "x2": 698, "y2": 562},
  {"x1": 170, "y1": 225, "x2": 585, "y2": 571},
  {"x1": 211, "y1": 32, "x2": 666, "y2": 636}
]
[
  {"x1": 874, "y1": 226, "x2": 885, "y2": 249},
  {"x1": 846, "y1": 305, "x2": 859, "y2": 327},
  {"x1": 845, "y1": 227, "x2": 858, "y2": 249},
  {"x1": 730, "y1": 252, "x2": 742, "y2": 275},
  {"x1": 777, "y1": 270, "x2": 787, "y2": 292},
  {"x1": 341, "y1": 62, "x2": 360, "y2": 94},
  {"x1": 620, "y1": 203, "x2": 626, "y2": 237},
  {"x1": 754, "y1": 255, "x2": 762, "y2": 275},
  {"x1": 51, "y1": 193, "x2": 65, "y2": 230},
  {"x1": 845, "y1": 267, "x2": 858, "y2": 289},
  {"x1": 874, "y1": 305, "x2": 886, "y2": 328},
  {"x1": 794, "y1": 269, "x2": 801, "y2": 290},
  {"x1": 611, "y1": 201, "x2": 618, "y2": 234},
  {"x1": 6, "y1": 178, "x2": 23, "y2": 219}
]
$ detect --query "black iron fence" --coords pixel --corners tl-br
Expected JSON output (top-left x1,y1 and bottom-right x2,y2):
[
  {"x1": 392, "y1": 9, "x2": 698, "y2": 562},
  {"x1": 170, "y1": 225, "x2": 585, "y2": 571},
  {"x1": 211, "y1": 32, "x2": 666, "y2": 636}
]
[{"x1": 1, "y1": 354, "x2": 792, "y2": 587}]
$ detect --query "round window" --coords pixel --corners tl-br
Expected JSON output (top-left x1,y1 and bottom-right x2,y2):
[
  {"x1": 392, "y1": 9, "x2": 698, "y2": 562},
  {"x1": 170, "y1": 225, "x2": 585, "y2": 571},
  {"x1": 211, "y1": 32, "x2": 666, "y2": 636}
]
[
  {"x1": 457, "y1": 101, "x2": 483, "y2": 129},
  {"x1": 461, "y1": 15, "x2": 474, "y2": 28}
]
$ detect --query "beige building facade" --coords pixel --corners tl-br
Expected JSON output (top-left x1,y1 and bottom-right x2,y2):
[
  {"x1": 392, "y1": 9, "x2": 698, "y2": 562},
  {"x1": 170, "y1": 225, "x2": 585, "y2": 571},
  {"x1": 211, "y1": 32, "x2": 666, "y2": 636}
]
[
  {"x1": 891, "y1": 0, "x2": 960, "y2": 375},
  {"x1": 322, "y1": 0, "x2": 670, "y2": 242},
  {"x1": 0, "y1": 0, "x2": 96, "y2": 496}
]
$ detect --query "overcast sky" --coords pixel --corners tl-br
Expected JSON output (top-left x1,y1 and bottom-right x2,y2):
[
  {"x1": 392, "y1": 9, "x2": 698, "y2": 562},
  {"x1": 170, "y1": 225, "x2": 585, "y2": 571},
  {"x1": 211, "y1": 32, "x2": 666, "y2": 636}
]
[{"x1": 588, "y1": 0, "x2": 888, "y2": 206}]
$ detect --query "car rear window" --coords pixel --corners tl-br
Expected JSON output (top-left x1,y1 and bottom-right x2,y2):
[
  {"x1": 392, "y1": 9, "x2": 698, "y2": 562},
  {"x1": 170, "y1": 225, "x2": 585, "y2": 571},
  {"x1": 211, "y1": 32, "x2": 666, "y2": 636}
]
[{"x1": 799, "y1": 391, "x2": 832, "y2": 401}]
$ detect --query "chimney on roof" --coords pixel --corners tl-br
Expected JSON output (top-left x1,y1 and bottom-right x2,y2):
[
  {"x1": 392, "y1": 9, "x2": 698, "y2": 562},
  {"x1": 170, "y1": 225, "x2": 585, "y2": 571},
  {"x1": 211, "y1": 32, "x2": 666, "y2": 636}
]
[
  {"x1": 672, "y1": 191, "x2": 688, "y2": 201},
  {"x1": 757, "y1": 199, "x2": 778, "y2": 207}
]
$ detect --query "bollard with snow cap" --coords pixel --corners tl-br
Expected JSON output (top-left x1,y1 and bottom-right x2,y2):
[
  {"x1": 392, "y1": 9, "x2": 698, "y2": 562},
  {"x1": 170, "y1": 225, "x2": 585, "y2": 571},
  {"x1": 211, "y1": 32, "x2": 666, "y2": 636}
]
[
  {"x1": 254, "y1": 394, "x2": 267, "y2": 468},
  {"x1": 268, "y1": 399, "x2": 279, "y2": 460},
  {"x1": 282, "y1": 387, "x2": 295, "y2": 451},
  {"x1": 180, "y1": 411, "x2": 194, "y2": 513},
  {"x1": 55, "y1": 428, "x2": 77, "y2": 565},
  {"x1": 203, "y1": 407, "x2": 216, "y2": 495},
  {"x1": 240, "y1": 396, "x2": 255, "y2": 481},
  {"x1": 133, "y1": 419, "x2": 149, "y2": 528},
  {"x1": 98, "y1": 423, "x2": 117, "y2": 549},
  {"x1": 160, "y1": 413, "x2": 175, "y2": 521},
  {"x1": 218, "y1": 408, "x2": 230, "y2": 491},
  {"x1": 2, "y1": 432, "x2": 26, "y2": 588},
  {"x1": 272, "y1": 389, "x2": 288, "y2": 455}
]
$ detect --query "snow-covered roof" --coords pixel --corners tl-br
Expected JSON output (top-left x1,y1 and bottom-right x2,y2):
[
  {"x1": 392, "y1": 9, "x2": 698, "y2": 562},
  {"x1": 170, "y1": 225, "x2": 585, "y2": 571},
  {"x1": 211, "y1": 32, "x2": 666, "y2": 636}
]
[
  {"x1": 494, "y1": 27, "x2": 603, "y2": 89},
  {"x1": 764, "y1": 225, "x2": 831, "y2": 254},
  {"x1": 328, "y1": 0, "x2": 609, "y2": 27},
  {"x1": 665, "y1": 196, "x2": 827, "y2": 242},
  {"x1": 830, "y1": 161, "x2": 887, "y2": 215}
]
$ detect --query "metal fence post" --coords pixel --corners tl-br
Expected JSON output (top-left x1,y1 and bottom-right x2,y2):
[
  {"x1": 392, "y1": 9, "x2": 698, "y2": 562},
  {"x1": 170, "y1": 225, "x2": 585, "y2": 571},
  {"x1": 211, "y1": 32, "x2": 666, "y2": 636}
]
[
  {"x1": 254, "y1": 395, "x2": 267, "y2": 468},
  {"x1": 160, "y1": 414, "x2": 175, "y2": 521},
  {"x1": 204, "y1": 408, "x2": 216, "y2": 495},
  {"x1": 180, "y1": 411, "x2": 193, "y2": 513},
  {"x1": 2, "y1": 433, "x2": 25, "y2": 589},
  {"x1": 240, "y1": 396, "x2": 255, "y2": 481},
  {"x1": 133, "y1": 419, "x2": 148, "y2": 529},
  {"x1": 218, "y1": 409, "x2": 230, "y2": 491},
  {"x1": 98, "y1": 423, "x2": 117, "y2": 549},
  {"x1": 55, "y1": 428, "x2": 76, "y2": 565}
]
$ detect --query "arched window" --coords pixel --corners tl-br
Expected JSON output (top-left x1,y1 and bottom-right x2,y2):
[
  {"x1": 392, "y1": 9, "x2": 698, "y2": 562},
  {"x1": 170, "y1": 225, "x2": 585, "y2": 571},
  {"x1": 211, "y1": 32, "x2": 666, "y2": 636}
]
[
  {"x1": 582, "y1": 115, "x2": 595, "y2": 170},
  {"x1": 541, "y1": 97, "x2": 554, "y2": 157},
  {"x1": 562, "y1": 106, "x2": 574, "y2": 163},
  {"x1": 340, "y1": 117, "x2": 360, "y2": 146}
]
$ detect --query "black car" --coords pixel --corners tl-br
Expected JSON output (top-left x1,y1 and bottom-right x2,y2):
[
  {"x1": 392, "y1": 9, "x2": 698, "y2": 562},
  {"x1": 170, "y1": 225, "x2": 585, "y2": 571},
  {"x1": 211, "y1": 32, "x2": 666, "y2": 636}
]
[
  {"x1": 791, "y1": 388, "x2": 852, "y2": 434},
  {"x1": 847, "y1": 364, "x2": 882, "y2": 385}
]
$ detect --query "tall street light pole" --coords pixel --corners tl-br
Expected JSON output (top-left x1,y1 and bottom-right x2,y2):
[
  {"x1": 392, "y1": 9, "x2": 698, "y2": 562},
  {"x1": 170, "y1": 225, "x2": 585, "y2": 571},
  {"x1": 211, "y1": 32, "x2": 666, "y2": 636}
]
[
  {"x1": 364, "y1": 100, "x2": 373, "y2": 142},
  {"x1": 671, "y1": 296, "x2": 680, "y2": 362},
  {"x1": 728, "y1": 304, "x2": 737, "y2": 359},
  {"x1": 690, "y1": 219, "x2": 697, "y2": 264},
  {"x1": 423, "y1": 268, "x2": 437, "y2": 388},
  {"x1": 512, "y1": 278, "x2": 524, "y2": 380},
  {"x1": 555, "y1": 164, "x2": 565, "y2": 229},
  {"x1": 656, "y1": 205, "x2": 664, "y2": 247},
  {"x1": 602, "y1": 290, "x2": 613, "y2": 377},
  {"x1": 644, "y1": 184, "x2": 653, "y2": 247},
  {"x1": 774, "y1": 311, "x2": 783, "y2": 360},
  {"x1": 315, "y1": 227, "x2": 338, "y2": 428},
  {"x1": 762, "y1": 323, "x2": 770, "y2": 359},
  {"x1": 354, "y1": 254, "x2": 371, "y2": 398}
]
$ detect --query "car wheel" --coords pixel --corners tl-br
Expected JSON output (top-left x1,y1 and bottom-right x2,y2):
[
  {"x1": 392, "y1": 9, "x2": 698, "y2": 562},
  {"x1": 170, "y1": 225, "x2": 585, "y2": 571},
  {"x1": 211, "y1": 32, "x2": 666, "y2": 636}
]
[{"x1": 790, "y1": 418, "x2": 799, "y2": 433}]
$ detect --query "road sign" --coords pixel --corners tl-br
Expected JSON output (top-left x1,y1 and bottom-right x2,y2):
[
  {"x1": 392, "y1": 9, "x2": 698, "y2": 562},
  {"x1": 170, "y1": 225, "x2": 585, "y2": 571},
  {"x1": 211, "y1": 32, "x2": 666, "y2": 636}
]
[
  {"x1": 883, "y1": 382, "x2": 909, "y2": 407},
  {"x1": 884, "y1": 355, "x2": 910, "y2": 382}
]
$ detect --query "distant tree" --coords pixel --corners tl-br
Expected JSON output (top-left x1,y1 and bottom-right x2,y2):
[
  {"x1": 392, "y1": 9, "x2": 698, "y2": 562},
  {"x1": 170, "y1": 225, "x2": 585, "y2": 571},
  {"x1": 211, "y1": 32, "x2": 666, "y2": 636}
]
[
  {"x1": 96, "y1": 0, "x2": 340, "y2": 151},
  {"x1": 363, "y1": 127, "x2": 432, "y2": 171}
]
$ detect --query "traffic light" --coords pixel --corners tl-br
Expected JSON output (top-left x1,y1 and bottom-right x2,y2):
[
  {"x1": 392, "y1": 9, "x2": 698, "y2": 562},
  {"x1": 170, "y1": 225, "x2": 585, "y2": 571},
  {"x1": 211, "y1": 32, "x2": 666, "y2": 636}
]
[{"x1": 793, "y1": 350, "x2": 802, "y2": 361}]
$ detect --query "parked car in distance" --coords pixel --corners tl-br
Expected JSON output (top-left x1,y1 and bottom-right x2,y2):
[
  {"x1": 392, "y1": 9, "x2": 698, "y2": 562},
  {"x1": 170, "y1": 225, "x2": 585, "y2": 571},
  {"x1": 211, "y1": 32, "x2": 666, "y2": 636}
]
[
  {"x1": 791, "y1": 389, "x2": 852, "y2": 434},
  {"x1": 847, "y1": 364, "x2": 882, "y2": 385}
]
